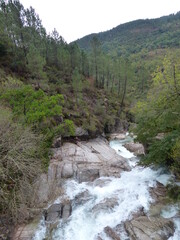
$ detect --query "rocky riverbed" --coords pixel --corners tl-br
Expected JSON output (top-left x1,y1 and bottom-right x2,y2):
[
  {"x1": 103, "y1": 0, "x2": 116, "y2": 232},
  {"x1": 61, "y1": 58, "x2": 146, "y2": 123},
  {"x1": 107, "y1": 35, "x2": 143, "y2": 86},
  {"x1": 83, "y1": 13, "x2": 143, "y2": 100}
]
[{"x1": 12, "y1": 134, "x2": 180, "y2": 240}]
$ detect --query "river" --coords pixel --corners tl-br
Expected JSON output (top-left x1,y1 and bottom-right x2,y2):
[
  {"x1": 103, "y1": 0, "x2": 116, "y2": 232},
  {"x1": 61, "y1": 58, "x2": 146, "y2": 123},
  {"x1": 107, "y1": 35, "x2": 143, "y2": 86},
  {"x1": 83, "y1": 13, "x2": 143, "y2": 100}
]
[{"x1": 33, "y1": 134, "x2": 180, "y2": 240}]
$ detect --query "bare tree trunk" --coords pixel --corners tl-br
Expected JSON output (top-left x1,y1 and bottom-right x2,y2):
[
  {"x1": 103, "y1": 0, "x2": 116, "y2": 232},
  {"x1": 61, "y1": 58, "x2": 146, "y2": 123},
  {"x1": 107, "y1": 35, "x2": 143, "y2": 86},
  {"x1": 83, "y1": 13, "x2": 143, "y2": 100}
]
[
  {"x1": 173, "y1": 65, "x2": 180, "y2": 96},
  {"x1": 118, "y1": 64, "x2": 127, "y2": 116},
  {"x1": 111, "y1": 75, "x2": 114, "y2": 93},
  {"x1": 106, "y1": 69, "x2": 110, "y2": 90},
  {"x1": 95, "y1": 57, "x2": 98, "y2": 87}
]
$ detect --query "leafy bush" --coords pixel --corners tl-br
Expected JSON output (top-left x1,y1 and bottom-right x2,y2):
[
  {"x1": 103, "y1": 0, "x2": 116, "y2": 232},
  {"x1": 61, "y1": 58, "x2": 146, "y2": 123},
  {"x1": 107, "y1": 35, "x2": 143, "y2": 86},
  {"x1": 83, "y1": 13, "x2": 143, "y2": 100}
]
[
  {"x1": 1, "y1": 85, "x2": 64, "y2": 127},
  {"x1": 134, "y1": 55, "x2": 180, "y2": 175}
]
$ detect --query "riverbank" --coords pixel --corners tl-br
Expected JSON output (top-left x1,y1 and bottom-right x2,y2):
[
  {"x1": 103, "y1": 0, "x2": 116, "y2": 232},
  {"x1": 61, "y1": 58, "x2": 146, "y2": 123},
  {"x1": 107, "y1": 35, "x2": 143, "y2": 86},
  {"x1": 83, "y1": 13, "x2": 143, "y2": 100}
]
[{"x1": 12, "y1": 134, "x2": 180, "y2": 239}]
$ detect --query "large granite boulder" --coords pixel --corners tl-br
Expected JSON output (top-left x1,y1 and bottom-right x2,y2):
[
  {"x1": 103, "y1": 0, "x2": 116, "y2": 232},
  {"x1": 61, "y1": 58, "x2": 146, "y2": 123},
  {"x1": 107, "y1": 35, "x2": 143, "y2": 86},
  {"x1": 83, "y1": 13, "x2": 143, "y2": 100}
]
[
  {"x1": 61, "y1": 202, "x2": 72, "y2": 220},
  {"x1": 73, "y1": 190, "x2": 93, "y2": 205},
  {"x1": 44, "y1": 203, "x2": 62, "y2": 222},
  {"x1": 150, "y1": 181, "x2": 167, "y2": 203},
  {"x1": 125, "y1": 216, "x2": 174, "y2": 240},
  {"x1": 61, "y1": 163, "x2": 74, "y2": 178},
  {"x1": 44, "y1": 201, "x2": 72, "y2": 223},
  {"x1": 124, "y1": 142, "x2": 145, "y2": 156},
  {"x1": 48, "y1": 137, "x2": 130, "y2": 185},
  {"x1": 77, "y1": 168, "x2": 100, "y2": 183}
]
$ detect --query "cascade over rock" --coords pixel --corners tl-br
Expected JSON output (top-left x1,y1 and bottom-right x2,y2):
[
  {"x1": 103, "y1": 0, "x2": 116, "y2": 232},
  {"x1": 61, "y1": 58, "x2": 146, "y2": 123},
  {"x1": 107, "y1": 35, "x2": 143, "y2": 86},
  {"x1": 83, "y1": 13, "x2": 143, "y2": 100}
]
[
  {"x1": 12, "y1": 134, "x2": 178, "y2": 240},
  {"x1": 34, "y1": 137, "x2": 131, "y2": 206}
]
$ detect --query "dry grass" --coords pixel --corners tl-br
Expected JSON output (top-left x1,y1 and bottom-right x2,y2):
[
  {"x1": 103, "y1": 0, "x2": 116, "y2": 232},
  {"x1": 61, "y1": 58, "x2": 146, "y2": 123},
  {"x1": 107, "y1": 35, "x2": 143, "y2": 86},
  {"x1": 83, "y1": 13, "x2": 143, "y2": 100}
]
[{"x1": 0, "y1": 107, "x2": 43, "y2": 222}]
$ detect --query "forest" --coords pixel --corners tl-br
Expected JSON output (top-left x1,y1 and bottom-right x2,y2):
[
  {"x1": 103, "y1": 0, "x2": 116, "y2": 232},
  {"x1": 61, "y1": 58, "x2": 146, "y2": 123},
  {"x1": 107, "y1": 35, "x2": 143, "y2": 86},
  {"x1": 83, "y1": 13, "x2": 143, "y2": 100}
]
[{"x1": 0, "y1": 0, "x2": 179, "y2": 233}]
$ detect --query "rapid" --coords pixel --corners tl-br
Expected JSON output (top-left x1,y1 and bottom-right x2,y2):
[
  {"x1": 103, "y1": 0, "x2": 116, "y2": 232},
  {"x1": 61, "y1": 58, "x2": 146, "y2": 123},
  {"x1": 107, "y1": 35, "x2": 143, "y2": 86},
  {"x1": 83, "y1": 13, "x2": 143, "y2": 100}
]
[{"x1": 33, "y1": 134, "x2": 180, "y2": 240}]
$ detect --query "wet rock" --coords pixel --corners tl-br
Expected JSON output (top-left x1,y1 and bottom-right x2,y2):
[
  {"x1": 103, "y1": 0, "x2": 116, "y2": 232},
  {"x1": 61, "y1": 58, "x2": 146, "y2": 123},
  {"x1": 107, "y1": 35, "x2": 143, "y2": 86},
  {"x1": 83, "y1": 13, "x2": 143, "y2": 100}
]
[
  {"x1": 130, "y1": 206, "x2": 145, "y2": 219},
  {"x1": 45, "y1": 203, "x2": 62, "y2": 222},
  {"x1": 110, "y1": 133, "x2": 126, "y2": 140},
  {"x1": 149, "y1": 204, "x2": 165, "y2": 217},
  {"x1": 104, "y1": 226, "x2": 121, "y2": 240},
  {"x1": 61, "y1": 163, "x2": 74, "y2": 178},
  {"x1": 150, "y1": 181, "x2": 167, "y2": 203},
  {"x1": 99, "y1": 168, "x2": 121, "y2": 178},
  {"x1": 124, "y1": 142, "x2": 145, "y2": 156},
  {"x1": 30, "y1": 137, "x2": 130, "y2": 212},
  {"x1": 77, "y1": 169, "x2": 100, "y2": 183},
  {"x1": 125, "y1": 216, "x2": 174, "y2": 240},
  {"x1": 44, "y1": 201, "x2": 72, "y2": 222},
  {"x1": 93, "y1": 178, "x2": 111, "y2": 187},
  {"x1": 62, "y1": 202, "x2": 72, "y2": 220},
  {"x1": 48, "y1": 137, "x2": 130, "y2": 185},
  {"x1": 92, "y1": 198, "x2": 119, "y2": 215},
  {"x1": 110, "y1": 159, "x2": 131, "y2": 171},
  {"x1": 74, "y1": 190, "x2": 93, "y2": 205}
]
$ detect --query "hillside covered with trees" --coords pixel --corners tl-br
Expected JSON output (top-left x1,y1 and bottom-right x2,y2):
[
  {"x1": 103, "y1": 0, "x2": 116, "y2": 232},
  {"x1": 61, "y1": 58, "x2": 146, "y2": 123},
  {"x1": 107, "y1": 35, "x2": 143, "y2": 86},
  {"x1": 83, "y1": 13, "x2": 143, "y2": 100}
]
[
  {"x1": 0, "y1": 0, "x2": 180, "y2": 236},
  {"x1": 76, "y1": 12, "x2": 180, "y2": 56}
]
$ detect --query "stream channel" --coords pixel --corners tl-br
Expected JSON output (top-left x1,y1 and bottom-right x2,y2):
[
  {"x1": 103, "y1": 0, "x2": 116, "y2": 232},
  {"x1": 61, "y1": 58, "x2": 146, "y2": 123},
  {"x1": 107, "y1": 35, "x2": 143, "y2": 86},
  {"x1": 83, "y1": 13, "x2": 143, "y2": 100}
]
[{"x1": 33, "y1": 134, "x2": 180, "y2": 240}]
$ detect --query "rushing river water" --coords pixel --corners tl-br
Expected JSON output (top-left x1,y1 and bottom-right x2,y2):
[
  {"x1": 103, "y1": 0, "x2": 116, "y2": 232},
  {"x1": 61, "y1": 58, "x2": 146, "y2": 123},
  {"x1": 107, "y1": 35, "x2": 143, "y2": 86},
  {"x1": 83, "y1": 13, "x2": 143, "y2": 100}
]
[{"x1": 33, "y1": 134, "x2": 180, "y2": 240}]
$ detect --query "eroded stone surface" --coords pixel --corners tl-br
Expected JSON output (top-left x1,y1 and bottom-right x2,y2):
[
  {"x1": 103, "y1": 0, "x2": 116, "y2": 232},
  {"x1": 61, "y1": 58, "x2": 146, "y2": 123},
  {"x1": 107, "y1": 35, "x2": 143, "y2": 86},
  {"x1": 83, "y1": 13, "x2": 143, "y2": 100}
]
[
  {"x1": 124, "y1": 142, "x2": 145, "y2": 156},
  {"x1": 125, "y1": 216, "x2": 174, "y2": 240},
  {"x1": 45, "y1": 203, "x2": 62, "y2": 222},
  {"x1": 12, "y1": 221, "x2": 39, "y2": 240},
  {"x1": 73, "y1": 190, "x2": 93, "y2": 205},
  {"x1": 48, "y1": 137, "x2": 130, "y2": 186},
  {"x1": 110, "y1": 133, "x2": 126, "y2": 140},
  {"x1": 92, "y1": 198, "x2": 119, "y2": 215},
  {"x1": 104, "y1": 226, "x2": 121, "y2": 240}
]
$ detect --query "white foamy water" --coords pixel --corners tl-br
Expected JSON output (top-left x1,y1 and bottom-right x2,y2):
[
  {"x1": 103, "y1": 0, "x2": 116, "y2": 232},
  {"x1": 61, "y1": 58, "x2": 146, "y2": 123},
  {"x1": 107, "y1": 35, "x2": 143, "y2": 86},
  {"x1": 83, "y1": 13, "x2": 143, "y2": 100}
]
[
  {"x1": 161, "y1": 205, "x2": 180, "y2": 240},
  {"x1": 33, "y1": 218, "x2": 46, "y2": 240},
  {"x1": 34, "y1": 135, "x2": 179, "y2": 240}
]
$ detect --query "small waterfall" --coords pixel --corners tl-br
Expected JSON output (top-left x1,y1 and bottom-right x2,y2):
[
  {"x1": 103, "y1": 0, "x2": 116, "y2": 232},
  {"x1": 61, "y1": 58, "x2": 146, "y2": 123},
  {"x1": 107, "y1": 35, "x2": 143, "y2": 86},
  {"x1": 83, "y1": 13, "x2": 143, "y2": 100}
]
[{"x1": 33, "y1": 134, "x2": 180, "y2": 240}]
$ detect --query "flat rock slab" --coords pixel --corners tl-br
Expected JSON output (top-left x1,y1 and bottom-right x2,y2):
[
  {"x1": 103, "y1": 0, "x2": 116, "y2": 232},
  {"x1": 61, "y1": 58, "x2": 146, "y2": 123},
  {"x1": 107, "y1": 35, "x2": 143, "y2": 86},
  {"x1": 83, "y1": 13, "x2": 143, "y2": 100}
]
[
  {"x1": 49, "y1": 137, "x2": 131, "y2": 183},
  {"x1": 12, "y1": 221, "x2": 39, "y2": 240}
]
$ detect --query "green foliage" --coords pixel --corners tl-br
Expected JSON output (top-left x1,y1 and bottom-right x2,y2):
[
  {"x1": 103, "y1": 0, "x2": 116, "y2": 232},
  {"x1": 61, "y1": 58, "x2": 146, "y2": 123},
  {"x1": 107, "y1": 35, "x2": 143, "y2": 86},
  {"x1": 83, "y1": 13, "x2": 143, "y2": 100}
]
[
  {"x1": 77, "y1": 13, "x2": 180, "y2": 56},
  {"x1": 1, "y1": 85, "x2": 64, "y2": 127},
  {"x1": 134, "y1": 54, "x2": 180, "y2": 175},
  {"x1": 167, "y1": 184, "x2": 180, "y2": 201},
  {"x1": 72, "y1": 68, "x2": 83, "y2": 104},
  {"x1": 141, "y1": 131, "x2": 179, "y2": 167},
  {"x1": 27, "y1": 45, "x2": 46, "y2": 79},
  {"x1": 56, "y1": 119, "x2": 75, "y2": 137}
]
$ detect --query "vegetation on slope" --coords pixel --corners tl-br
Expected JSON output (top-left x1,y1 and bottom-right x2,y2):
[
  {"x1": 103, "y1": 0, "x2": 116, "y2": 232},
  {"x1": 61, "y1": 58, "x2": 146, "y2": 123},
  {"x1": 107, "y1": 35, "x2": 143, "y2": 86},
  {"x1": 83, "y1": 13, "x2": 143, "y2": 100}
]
[
  {"x1": 133, "y1": 52, "x2": 180, "y2": 177},
  {"x1": 76, "y1": 12, "x2": 180, "y2": 56},
  {"x1": 0, "y1": 0, "x2": 130, "y2": 224},
  {"x1": 0, "y1": 0, "x2": 180, "y2": 228}
]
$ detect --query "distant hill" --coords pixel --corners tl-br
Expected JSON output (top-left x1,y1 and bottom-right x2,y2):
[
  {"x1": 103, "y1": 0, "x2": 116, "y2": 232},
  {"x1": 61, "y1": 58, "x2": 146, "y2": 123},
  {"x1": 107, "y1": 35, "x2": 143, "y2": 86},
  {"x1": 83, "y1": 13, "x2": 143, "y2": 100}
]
[{"x1": 75, "y1": 12, "x2": 180, "y2": 56}]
